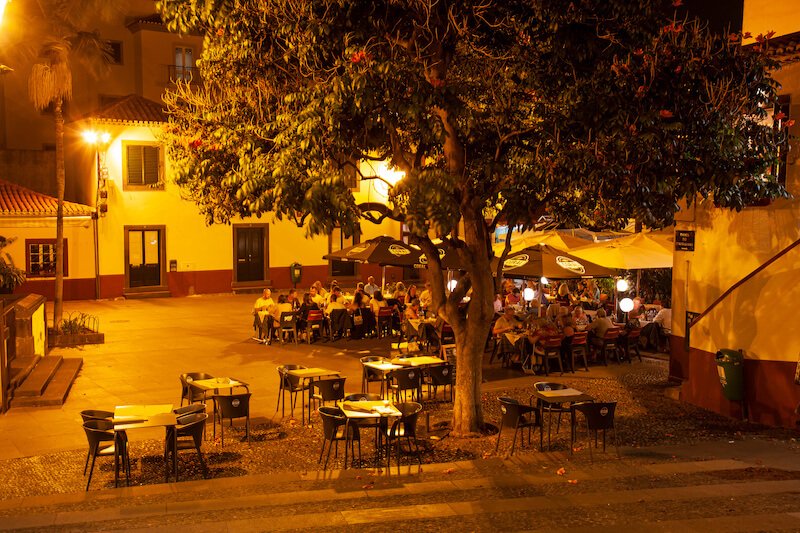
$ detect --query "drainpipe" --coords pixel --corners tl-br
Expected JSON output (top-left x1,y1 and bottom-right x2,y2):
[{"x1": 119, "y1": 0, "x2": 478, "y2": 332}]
[{"x1": 93, "y1": 213, "x2": 100, "y2": 299}]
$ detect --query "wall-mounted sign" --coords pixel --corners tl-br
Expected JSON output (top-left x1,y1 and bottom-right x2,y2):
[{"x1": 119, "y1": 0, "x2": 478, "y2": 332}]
[{"x1": 675, "y1": 230, "x2": 695, "y2": 251}]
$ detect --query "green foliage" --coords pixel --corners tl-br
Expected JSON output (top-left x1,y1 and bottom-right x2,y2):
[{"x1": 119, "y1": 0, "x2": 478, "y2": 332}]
[
  {"x1": 0, "y1": 236, "x2": 25, "y2": 291},
  {"x1": 56, "y1": 312, "x2": 99, "y2": 335},
  {"x1": 158, "y1": 0, "x2": 785, "y2": 237}
]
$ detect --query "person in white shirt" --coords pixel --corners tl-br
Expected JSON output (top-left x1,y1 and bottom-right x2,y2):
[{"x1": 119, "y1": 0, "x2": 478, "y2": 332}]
[
  {"x1": 253, "y1": 288, "x2": 275, "y2": 341},
  {"x1": 264, "y1": 294, "x2": 294, "y2": 345},
  {"x1": 419, "y1": 282, "x2": 433, "y2": 310},
  {"x1": 364, "y1": 276, "x2": 379, "y2": 296}
]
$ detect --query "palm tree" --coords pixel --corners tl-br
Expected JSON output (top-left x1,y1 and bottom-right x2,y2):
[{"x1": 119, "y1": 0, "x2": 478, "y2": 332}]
[{"x1": 20, "y1": 1, "x2": 114, "y2": 328}]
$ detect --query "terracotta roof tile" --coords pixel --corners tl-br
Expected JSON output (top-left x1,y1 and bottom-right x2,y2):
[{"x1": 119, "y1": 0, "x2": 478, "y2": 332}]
[
  {"x1": 0, "y1": 180, "x2": 94, "y2": 217},
  {"x1": 89, "y1": 94, "x2": 166, "y2": 124}
]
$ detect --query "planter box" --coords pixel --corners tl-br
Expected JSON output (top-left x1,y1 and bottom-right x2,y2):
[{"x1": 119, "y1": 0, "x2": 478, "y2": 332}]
[{"x1": 48, "y1": 331, "x2": 105, "y2": 348}]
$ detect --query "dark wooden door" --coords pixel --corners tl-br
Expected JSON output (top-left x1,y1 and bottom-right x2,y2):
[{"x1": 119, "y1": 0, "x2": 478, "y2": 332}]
[
  {"x1": 128, "y1": 229, "x2": 162, "y2": 288},
  {"x1": 236, "y1": 227, "x2": 265, "y2": 282}
]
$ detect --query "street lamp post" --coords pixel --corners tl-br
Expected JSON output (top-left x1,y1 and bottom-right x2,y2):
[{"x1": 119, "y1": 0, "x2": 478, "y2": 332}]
[{"x1": 83, "y1": 130, "x2": 111, "y2": 299}]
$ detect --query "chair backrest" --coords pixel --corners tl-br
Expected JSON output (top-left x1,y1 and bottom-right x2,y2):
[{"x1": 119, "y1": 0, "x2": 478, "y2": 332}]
[
  {"x1": 318, "y1": 406, "x2": 346, "y2": 439},
  {"x1": 534, "y1": 382, "x2": 567, "y2": 392},
  {"x1": 173, "y1": 403, "x2": 205, "y2": 416},
  {"x1": 390, "y1": 367, "x2": 422, "y2": 390},
  {"x1": 344, "y1": 393, "x2": 382, "y2": 402},
  {"x1": 389, "y1": 402, "x2": 422, "y2": 439},
  {"x1": 312, "y1": 377, "x2": 347, "y2": 401},
  {"x1": 214, "y1": 393, "x2": 251, "y2": 419},
  {"x1": 604, "y1": 328, "x2": 620, "y2": 340},
  {"x1": 279, "y1": 312, "x2": 297, "y2": 328},
  {"x1": 278, "y1": 364, "x2": 307, "y2": 388},
  {"x1": 80, "y1": 409, "x2": 113, "y2": 422},
  {"x1": 542, "y1": 336, "x2": 562, "y2": 349},
  {"x1": 574, "y1": 401, "x2": 616, "y2": 431},
  {"x1": 571, "y1": 331, "x2": 588, "y2": 346},
  {"x1": 377, "y1": 307, "x2": 394, "y2": 318},
  {"x1": 83, "y1": 419, "x2": 115, "y2": 448},
  {"x1": 176, "y1": 413, "x2": 207, "y2": 446},
  {"x1": 306, "y1": 310, "x2": 324, "y2": 323},
  {"x1": 427, "y1": 364, "x2": 454, "y2": 385},
  {"x1": 498, "y1": 396, "x2": 538, "y2": 427},
  {"x1": 626, "y1": 328, "x2": 641, "y2": 341}
]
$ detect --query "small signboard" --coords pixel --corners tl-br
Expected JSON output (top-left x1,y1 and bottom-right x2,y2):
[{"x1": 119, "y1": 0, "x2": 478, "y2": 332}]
[{"x1": 675, "y1": 230, "x2": 695, "y2": 251}]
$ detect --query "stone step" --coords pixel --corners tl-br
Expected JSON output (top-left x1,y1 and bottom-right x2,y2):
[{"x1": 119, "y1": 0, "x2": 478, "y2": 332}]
[
  {"x1": 0, "y1": 458, "x2": 798, "y2": 530},
  {"x1": 12, "y1": 356, "x2": 62, "y2": 397},
  {"x1": 11, "y1": 358, "x2": 82, "y2": 408},
  {"x1": 8, "y1": 354, "x2": 39, "y2": 390}
]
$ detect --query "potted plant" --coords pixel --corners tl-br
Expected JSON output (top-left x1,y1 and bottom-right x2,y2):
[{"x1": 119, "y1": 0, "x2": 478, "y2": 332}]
[{"x1": 0, "y1": 236, "x2": 26, "y2": 294}]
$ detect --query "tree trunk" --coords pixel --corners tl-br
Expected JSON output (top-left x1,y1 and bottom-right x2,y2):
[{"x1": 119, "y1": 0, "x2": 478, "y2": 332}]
[
  {"x1": 449, "y1": 206, "x2": 495, "y2": 436},
  {"x1": 53, "y1": 97, "x2": 65, "y2": 329}
]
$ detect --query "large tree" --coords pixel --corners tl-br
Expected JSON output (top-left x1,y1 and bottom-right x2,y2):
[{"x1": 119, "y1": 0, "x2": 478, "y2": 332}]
[
  {"x1": 157, "y1": 0, "x2": 786, "y2": 435},
  {"x1": 4, "y1": 0, "x2": 112, "y2": 326}
]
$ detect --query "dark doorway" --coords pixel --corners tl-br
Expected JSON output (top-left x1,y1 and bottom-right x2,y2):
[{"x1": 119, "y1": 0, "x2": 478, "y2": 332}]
[
  {"x1": 235, "y1": 226, "x2": 267, "y2": 282},
  {"x1": 128, "y1": 228, "x2": 163, "y2": 288}
]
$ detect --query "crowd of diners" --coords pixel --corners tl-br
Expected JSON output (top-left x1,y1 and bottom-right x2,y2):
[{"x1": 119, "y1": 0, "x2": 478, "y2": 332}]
[
  {"x1": 252, "y1": 277, "x2": 438, "y2": 344},
  {"x1": 251, "y1": 275, "x2": 672, "y2": 364},
  {"x1": 491, "y1": 278, "x2": 672, "y2": 370}
]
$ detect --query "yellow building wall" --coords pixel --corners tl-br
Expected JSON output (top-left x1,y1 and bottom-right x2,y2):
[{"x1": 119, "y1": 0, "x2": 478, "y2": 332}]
[
  {"x1": 0, "y1": 220, "x2": 95, "y2": 280},
  {"x1": 743, "y1": 0, "x2": 799, "y2": 41}
]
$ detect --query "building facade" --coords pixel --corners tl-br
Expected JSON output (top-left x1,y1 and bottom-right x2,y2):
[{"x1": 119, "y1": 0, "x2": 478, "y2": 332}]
[
  {"x1": 0, "y1": 1, "x2": 400, "y2": 300},
  {"x1": 670, "y1": 0, "x2": 800, "y2": 428}
]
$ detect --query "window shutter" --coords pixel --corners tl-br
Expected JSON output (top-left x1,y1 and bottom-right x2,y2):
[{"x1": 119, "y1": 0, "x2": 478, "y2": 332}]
[
  {"x1": 127, "y1": 145, "x2": 144, "y2": 185},
  {"x1": 143, "y1": 146, "x2": 160, "y2": 185}
]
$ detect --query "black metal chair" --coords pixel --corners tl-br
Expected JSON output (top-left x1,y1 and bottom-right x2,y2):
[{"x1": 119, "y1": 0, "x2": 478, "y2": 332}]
[
  {"x1": 180, "y1": 372, "x2": 214, "y2": 406},
  {"x1": 619, "y1": 328, "x2": 643, "y2": 363},
  {"x1": 495, "y1": 397, "x2": 542, "y2": 455},
  {"x1": 309, "y1": 377, "x2": 347, "y2": 420},
  {"x1": 82, "y1": 419, "x2": 129, "y2": 491},
  {"x1": 360, "y1": 356, "x2": 386, "y2": 394},
  {"x1": 80, "y1": 409, "x2": 113, "y2": 423},
  {"x1": 532, "y1": 382, "x2": 569, "y2": 440},
  {"x1": 385, "y1": 402, "x2": 423, "y2": 474},
  {"x1": 424, "y1": 364, "x2": 454, "y2": 402},
  {"x1": 278, "y1": 311, "x2": 299, "y2": 344},
  {"x1": 376, "y1": 307, "x2": 394, "y2": 338},
  {"x1": 572, "y1": 401, "x2": 620, "y2": 462},
  {"x1": 165, "y1": 412, "x2": 208, "y2": 481},
  {"x1": 276, "y1": 364, "x2": 308, "y2": 418},
  {"x1": 213, "y1": 393, "x2": 251, "y2": 446},
  {"x1": 388, "y1": 367, "x2": 422, "y2": 402},
  {"x1": 173, "y1": 403, "x2": 206, "y2": 417},
  {"x1": 318, "y1": 406, "x2": 360, "y2": 469}
]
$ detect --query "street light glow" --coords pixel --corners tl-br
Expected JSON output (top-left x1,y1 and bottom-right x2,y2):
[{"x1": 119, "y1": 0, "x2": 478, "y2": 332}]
[
  {"x1": 0, "y1": 1, "x2": 8, "y2": 26},
  {"x1": 616, "y1": 278, "x2": 630, "y2": 292},
  {"x1": 83, "y1": 130, "x2": 111, "y2": 146}
]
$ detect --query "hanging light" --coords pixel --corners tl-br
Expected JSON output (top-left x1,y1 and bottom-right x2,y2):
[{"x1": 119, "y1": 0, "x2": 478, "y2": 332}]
[
  {"x1": 523, "y1": 287, "x2": 535, "y2": 302},
  {"x1": 540, "y1": 277, "x2": 549, "y2": 285},
  {"x1": 619, "y1": 297, "x2": 634, "y2": 313},
  {"x1": 616, "y1": 278, "x2": 629, "y2": 292},
  {"x1": 447, "y1": 279, "x2": 458, "y2": 292},
  {"x1": 0, "y1": 1, "x2": 9, "y2": 26}
]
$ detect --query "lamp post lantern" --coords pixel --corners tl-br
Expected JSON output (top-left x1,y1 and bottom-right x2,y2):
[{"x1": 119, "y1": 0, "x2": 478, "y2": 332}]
[{"x1": 83, "y1": 129, "x2": 111, "y2": 299}]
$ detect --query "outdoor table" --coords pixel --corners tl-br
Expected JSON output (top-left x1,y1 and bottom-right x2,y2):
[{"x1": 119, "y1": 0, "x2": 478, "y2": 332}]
[
  {"x1": 190, "y1": 378, "x2": 249, "y2": 435},
  {"x1": 390, "y1": 355, "x2": 444, "y2": 367},
  {"x1": 113, "y1": 404, "x2": 178, "y2": 482},
  {"x1": 338, "y1": 400, "x2": 403, "y2": 467},
  {"x1": 529, "y1": 388, "x2": 594, "y2": 451},
  {"x1": 286, "y1": 367, "x2": 341, "y2": 424},
  {"x1": 362, "y1": 361, "x2": 404, "y2": 397}
]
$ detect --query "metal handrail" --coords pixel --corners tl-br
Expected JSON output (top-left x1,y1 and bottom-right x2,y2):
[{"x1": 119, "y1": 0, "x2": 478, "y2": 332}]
[{"x1": 0, "y1": 303, "x2": 16, "y2": 413}]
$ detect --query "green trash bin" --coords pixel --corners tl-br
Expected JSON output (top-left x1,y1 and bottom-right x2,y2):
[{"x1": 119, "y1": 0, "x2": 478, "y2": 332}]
[{"x1": 715, "y1": 349, "x2": 744, "y2": 401}]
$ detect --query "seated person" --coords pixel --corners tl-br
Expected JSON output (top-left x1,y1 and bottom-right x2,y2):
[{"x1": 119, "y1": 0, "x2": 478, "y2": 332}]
[
  {"x1": 572, "y1": 305, "x2": 589, "y2": 331},
  {"x1": 493, "y1": 293, "x2": 504, "y2": 315},
  {"x1": 326, "y1": 293, "x2": 349, "y2": 339},
  {"x1": 310, "y1": 286, "x2": 325, "y2": 307},
  {"x1": 419, "y1": 282, "x2": 433, "y2": 311},
  {"x1": 505, "y1": 287, "x2": 521, "y2": 308},
  {"x1": 364, "y1": 276, "x2": 379, "y2": 296},
  {"x1": 587, "y1": 308, "x2": 613, "y2": 340},
  {"x1": 263, "y1": 294, "x2": 293, "y2": 345},
  {"x1": 642, "y1": 304, "x2": 672, "y2": 351},
  {"x1": 493, "y1": 306, "x2": 524, "y2": 335},
  {"x1": 287, "y1": 288, "x2": 300, "y2": 311},
  {"x1": 370, "y1": 290, "x2": 389, "y2": 315},
  {"x1": 253, "y1": 288, "x2": 275, "y2": 341}
]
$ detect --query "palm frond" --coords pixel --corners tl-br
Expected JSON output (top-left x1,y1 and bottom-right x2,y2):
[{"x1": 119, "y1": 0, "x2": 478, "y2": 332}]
[{"x1": 29, "y1": 61, "x2": 72, "y2": 110}]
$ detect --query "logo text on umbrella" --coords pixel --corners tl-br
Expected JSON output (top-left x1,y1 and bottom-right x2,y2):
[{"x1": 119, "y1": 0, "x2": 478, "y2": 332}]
[{"x1": 555, "y1": 256, "x2": 586, "y2": 274}]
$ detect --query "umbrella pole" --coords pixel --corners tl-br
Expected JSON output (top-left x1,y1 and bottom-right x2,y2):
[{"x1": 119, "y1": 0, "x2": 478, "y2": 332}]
[
  {"x1": 636, "y1": 270, "x2": 641, "y2": 297},
  {"x1": 381, "y1": 266, "x2": 386, "y2": 292}
]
